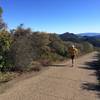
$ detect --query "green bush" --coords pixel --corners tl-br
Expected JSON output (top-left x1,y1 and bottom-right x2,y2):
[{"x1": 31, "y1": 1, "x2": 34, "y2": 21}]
[
  {"x1": 0, "y1": 31, "x2": 13, "y2": 72},
  {"x1": 81, "y1": 42, "x2": 94, "y2": 54}
]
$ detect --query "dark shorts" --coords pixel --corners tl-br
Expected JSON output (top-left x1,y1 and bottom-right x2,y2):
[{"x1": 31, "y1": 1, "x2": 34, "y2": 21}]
[{"x1": 71, "y1": 55, "x2": 75, "y2": 60}]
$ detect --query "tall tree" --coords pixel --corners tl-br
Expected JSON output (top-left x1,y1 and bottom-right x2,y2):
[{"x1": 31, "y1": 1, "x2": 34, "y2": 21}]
[
  {"x1": 0, "y1": 7, "x2": 3, "y2": 15},
  {"x1": 0, "y1": 7, "x2": 7, "y2": 31}
]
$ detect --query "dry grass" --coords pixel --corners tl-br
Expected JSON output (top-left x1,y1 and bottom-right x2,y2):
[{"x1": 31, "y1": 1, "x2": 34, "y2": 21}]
[
  {"x1": 0, "y1": 72, "x2": 18, "y2": 83},
  {"x1": 0, "y1": 72, "x2": 18, "y2": 94}
]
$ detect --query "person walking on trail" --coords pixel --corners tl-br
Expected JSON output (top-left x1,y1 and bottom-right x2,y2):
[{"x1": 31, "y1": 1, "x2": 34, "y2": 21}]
[{"x1": 68, "y1": 45, "x2": 78, "y2": 67}]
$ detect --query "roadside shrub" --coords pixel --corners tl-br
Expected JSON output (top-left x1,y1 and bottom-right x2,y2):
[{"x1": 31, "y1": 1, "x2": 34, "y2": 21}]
[
  {"x1": 0, "y1": 72, "x2": 17, "y2": 83},
  {"x1": 81, "y1": 42, "x2": 94, "y2": 54},
  {"x1": 0, "y1": 31, "x2": 13, "y2": 72}
]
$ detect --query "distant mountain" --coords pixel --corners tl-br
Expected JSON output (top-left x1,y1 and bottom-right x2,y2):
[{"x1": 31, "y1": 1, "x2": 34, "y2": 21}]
[
  {"x1": 59, "y1": 32, "x2": 81, "y2": 42},
  {"x1": 82, "y1": 36, "x2": 100, "y2": 47},
  {"x1": 59, "y1": 32, "x2": 100, "y2": 47},
  {"x1": 78, "y1": 33, "x2": 100, "y2": 36}
]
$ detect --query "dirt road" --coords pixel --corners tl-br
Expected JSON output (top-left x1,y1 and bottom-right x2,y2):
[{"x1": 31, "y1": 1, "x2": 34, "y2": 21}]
[{"x1": 0, "y1": 52, "x2": 99, "y2": 100}]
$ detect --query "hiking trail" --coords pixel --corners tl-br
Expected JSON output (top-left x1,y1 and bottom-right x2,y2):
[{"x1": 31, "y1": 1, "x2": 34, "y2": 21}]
[{"x1": 0, "y1": 52, "x2": 99, "y2": 100}]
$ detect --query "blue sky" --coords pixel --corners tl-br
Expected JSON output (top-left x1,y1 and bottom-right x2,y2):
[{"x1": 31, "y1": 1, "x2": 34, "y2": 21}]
[{"x1": 0, "y1": 0, "x2": 100, "y2": 34}]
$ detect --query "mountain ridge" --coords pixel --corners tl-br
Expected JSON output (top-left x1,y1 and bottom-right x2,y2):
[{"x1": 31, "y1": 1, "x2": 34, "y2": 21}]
[{"x1": 77, "y1": 33, "x2": 100, "y2": 36}]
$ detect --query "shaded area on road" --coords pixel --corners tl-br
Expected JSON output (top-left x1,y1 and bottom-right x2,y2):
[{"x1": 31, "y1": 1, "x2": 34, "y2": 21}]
[
  {"x1": 78, "y1": 60, "x2": 100, "y2": 71},
  {"x1": 82, "y1": 82, "x2": 100, "y2": 91},
  {"x1": 48, "y1": 64, "x2": 67, "y2": 67},
  {"x1": 47, "y1": 64, "x2": 69, "y2": 67},
  {"x1": 80, "y1": 53, "x2": 100, "y2": 98}
]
